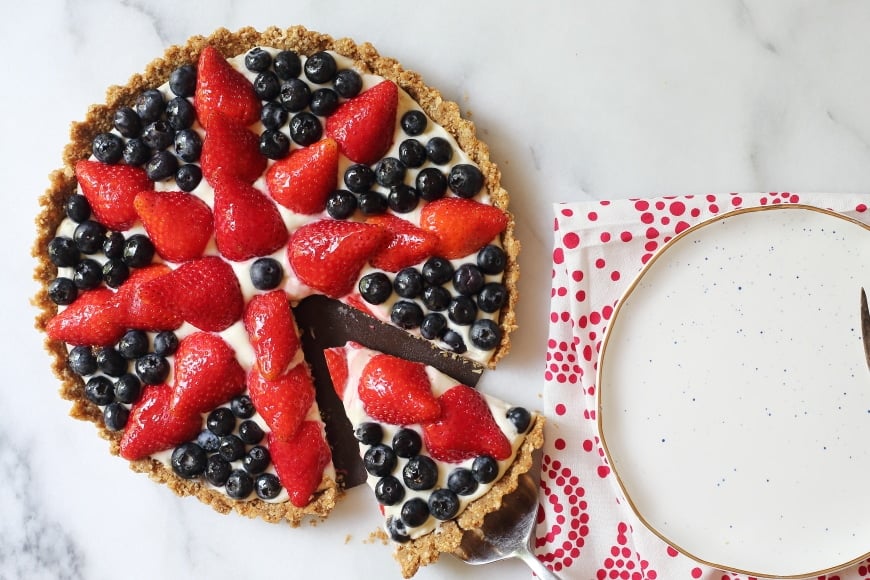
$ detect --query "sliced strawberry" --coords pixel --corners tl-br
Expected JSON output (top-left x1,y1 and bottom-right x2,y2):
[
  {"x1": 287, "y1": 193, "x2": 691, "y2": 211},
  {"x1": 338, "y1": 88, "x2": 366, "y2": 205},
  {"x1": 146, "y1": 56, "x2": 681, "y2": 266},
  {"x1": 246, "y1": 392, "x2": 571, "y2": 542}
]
[
  {"x1": 358, "y1": 353, "x2": 441, "y2": 425},
  {"x1": 213, "y1": 177, "x2": 288, "y2": 261},
  {"x1": 323, "y1": 347, "x2": 348, "y2": 399},
  {"x1": 343, "y1": 293, "x2": 375, "y2": 317},
  {"x1": 243, "y1": 290, "x2": 300, "y2": 381},
  {"x1": 325, "y1": 80, "x2": 398, "y2": 165},
  {"x1": 420, "y1": 197, "x2": 508, "y2": 259},
  {"x1": 268, "y1": 422, "x2": 332, "y2": 508},
  {"x1": 265, "y1": 138, "x2": 339, "y2": 214},
  {"x1": 75, "y1": 160, "x2": 153, "y2": 231},
  {"x1": 110, "y1": 264, "x2": 183, "y2": 331},
  {"x1": 287, "y1": 219, "x2": 389, "y2": 298},
  {"x1": 119, "y1": 384, "x2": 203, "y2": 460},
  {"x1": 200, "y1": 116, "x2": 267, "y2": 186},
  {"x1": 45, "y1": 287, "x2": 124, "y2": 346},
  {"x1": 366, "y1": 213, "x2": 438, "y2": 272},
  {"x1": 194, "y1": 45, "x2": 261, "y2": 129},
  {"x1": 137, "y1": 256, "x2": 243, "y2": 331},
  {"x1": 134, "y1": 190, "x2": 213, "y2": 262},
  {"x1": 169, "y1": 332, "x2": 245, "y2": 417},
  {"x1": 247, "y1": 364, "x2": 315, "y2": 442},
  {"x1": 422, "y1": 384, "x2": 512, "y2": 463}
]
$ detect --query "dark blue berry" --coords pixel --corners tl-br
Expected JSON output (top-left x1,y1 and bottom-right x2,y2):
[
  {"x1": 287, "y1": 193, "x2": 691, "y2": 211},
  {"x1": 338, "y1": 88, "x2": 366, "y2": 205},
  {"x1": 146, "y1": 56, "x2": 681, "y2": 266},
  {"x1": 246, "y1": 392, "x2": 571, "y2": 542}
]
[
  {"x1": 96, "y1": 347, "x2": 127, "y2": 377},
  {"x1": 255, "y1": 473, "x2": 283, "y2": 500},
  {"x1": 400, "y1": 498, "x2": 430, "y2": 527},
  {"x1": 428, "y1": 488, "x2": 460, "y2": 520},
  {"x1": 207, "y1": 407, "x2": 236, "y2": 436},
  {"x1": 231, "y1": 395, "x2": 255, "y2": 419},
  {"x1": 274, "y1": 50, "x2": 302, "y2": 80},
  {"x1": 422, "y1": 286, "x2": 451, "y2": 312},
  {"x1": 289, "y1": 112, "x2": 322, "y2": 146},
  {"x1": 333, "y1": 69, "x2": 362, "y2": 98},
  {"x1": 135, "y1": 89, "x2": 164, "y2": 123},
  {"x1": 175, "y1": 164, "x2": 202, "y2": 192},
  {"x1": 386, "y1": 516, "x2": 411, "y2": 542},
  {"x1": 135, "y1": 353, "x2": 169, "y2": 384},
  {"x1": 48, "y1": 236, "x2": 80, "y2": 266},
  {"x1": 326, "y1": 189, "x2": 358, "y2": 219},
  {"x1": 166, "y1": 96, "x2": 196, "y2": 130},
  {"x1": 442, "y1": 330, "x2": 467, "y2": 354},
  {"x1": 477, "y1": 245, "x2": 506, "y2": 274},
  {"x1": 146, "y1": 150, "x2": 179, "y2": 181},
  {"x1": 448, "y1": 296, "x2": 477, "y2": 325},
  {"x1": 393, "y1": 268, "x2": 423, "y2": 298},
  {"x1": 420, "y1": 312, "x2": 448, "y2": 340},
  {"x1": 153, "y1": 331, "x2": 179, "y2": 356},
  {"x1": 118, "y1": 330, "x2": 148, "y2": 359},
  {"x1": 48, "y1": 278, "x2": 77, "y2": 305},
  {"x1": 261, "y1": 101, "x2": 289, "y2": 130},
  {"x1": 123, "y1": 138, "x2": 151, "y2": 166},
  {"x1": 169, "y1": 64, "x2": 197, "y2": 97},
  {"x1": 401, "y1": 110, "x2": 427, "y2": 136},
  {"x1": 249, "y1": 257, "x2": 284, "y2": 290},
  {"x1": 102, "y1": 259, "x2": 130, "y2": 288},
  {"x1": 123, "y1": 234, "x2": 154, "y2": 267},
  {"x1": 447, "y1": 468, "x2": 478, "y2": 495},
  {"x1": 354, "y1": 422, "x2": 383, "y2": 445},
  {"x1": 309, "y1": 88, "x2": 339, "y2": 116},
  {"x1": 391, "y1": 301, "x2": 424, "y2": 329},
  {"x1": 242, "y1": 446, "x2": 271, "y2": 474},
  {"x1": 259, "y1": 129, "x2": 291, "y2": 159},
  {"x1": 398, "y1": 139, "x2": 427, "y2": 168},
  {"x1": 359, "y1": 272, "x2": 392, "y2": 305},
  {"x1": 448, "y1": 164, "x2": 484, "y2": 198},
  {"x1": 113, "y1": 374, "x2": 142, "y2": 404},
  {"x1": 506, "y1": 407, "x2": 532, "y2": 433},
  {"x1": 403, "y1": 455, "x2": 438, "y2": 490},
  {"x1": 205, "y1": 455, "x2": 232, "y2": 486},
  {"x1": 388, "y1": 184, "x2": 419, "y2": 213},
  {"x1": 102, "y1": 232, "x2": 125, "y2": 259},
  {"x1": 280, "y1": 78, "x2": 310, "y2": 112},
  {"x1": 92, "y1": 133, "x2": 125, "y2": 164},
  {"x1": 470, "y1": 319, "x2": 501, "y2": 350},
  {"x1": 174, "y1": 129, "x2": 202, "y2": 162},
  {"x1": 421, "y1": 256, "x2": 454, "y2": 286},
  {"x1": 84, "y1": 376, "x2": 114, "y2": 406},
  {"x1": 392, "y1": 428, "x2": 422, "y2": 458},
  {"x1": 68, "y1": 346, "x2": 97, "y2": 376},
  {"x1": 218, "y1": 435, "x2": 247, "y2": 462},
  {"x1": 375, "y1": 476, "x2": 405, "y2": 506},
  {"x1": 245, "y1": 47, "x2": 273, "y2": 72},
  {"x1": 253, "y1": 71, "x2": 281, "y2": 100},
  {"x1": 364, "y1": 444, "x2": 397, "y2": 477},
  {"x1": 426, "y1": 137, "x2": 453, "y2": 165},
  {"x1": 74, "y1": 221, "x2": 107, "y2": 254},
  {"x1": 415, "y1": 167, "x2": 448, "y2": 201},
  {"x1": 358, "y1": 191, "x2": 388, "y2": 215},
  {"x1": 471, "y1": 455, "x2": 499, "y2": 484},
  {"x1": 196, "y1": 429, "x2": 220, "y2": 453},
  {"x1": 65, "y1": 194, "x2": 91, "y2": 223},
  {"x1": 477, "y1": 283, "x2": 507, "y2": 313},
  {"x1": 74, "y1": 259, "x2": 103, "y2": 289},
  {"x1": 453, "y1": 264, "x2": 484, "y2": 296},
  {"x1": 171, "y1": 443, "x2": 207, "y2": 479},
  {"x1": 238, "y1": 420, "x2": 265, "y2": 445},
  {"x1": 304, "y1": 51, "x2": 337, "y2": 83},
  {"x1": 375, "y1": 157, "x2": 406, "y2": 187},
  {"x1": 103, "y1": 402, "x2": 129, "y2": 431},
  {"x1": 113, "y1": 107, "x2": 142, "y2": 137},
  {"x1": 344, "y1": 164, "x2": 375, "y2": 193}
]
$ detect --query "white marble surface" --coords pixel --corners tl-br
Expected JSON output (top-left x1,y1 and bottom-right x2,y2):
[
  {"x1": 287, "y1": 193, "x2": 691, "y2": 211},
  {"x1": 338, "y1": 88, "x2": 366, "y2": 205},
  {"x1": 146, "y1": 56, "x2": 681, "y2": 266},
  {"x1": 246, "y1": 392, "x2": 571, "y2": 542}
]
[{"x1": 6, "y1": 1, "x2": 870, "y2": 579}]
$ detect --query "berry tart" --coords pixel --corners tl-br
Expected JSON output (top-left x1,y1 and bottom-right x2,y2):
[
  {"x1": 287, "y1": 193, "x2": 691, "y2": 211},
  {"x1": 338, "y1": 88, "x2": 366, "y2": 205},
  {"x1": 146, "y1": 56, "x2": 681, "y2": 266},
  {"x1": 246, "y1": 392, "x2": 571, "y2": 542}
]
[{"x1": 33, "y1": 24, "x2": 533, "y2": 571}]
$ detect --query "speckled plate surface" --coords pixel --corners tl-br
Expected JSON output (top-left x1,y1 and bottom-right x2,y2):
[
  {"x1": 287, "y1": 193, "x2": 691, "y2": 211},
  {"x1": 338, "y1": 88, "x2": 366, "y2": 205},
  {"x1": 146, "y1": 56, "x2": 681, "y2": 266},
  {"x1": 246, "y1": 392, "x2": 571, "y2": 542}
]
[{"x1": 598, "y1": 205, "x2": 870, "y2": 578}]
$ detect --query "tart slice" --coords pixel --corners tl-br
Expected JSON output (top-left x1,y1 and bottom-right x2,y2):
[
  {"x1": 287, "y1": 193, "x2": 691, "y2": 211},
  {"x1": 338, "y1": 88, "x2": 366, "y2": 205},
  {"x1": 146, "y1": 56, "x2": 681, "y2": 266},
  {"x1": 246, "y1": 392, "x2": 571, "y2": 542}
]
[{"x1": 325, "y1": 341, "x2": 545, "y2": 578}]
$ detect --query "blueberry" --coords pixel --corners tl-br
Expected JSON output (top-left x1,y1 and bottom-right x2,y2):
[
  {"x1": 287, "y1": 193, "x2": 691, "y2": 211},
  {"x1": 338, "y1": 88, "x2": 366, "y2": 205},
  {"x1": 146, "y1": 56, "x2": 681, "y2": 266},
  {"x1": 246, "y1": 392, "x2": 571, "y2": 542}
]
[
  {"x1": 230, "y1": 395, "x2": 255, "y2": 419},
  {"x1": 253, "y1": 71, "x2": 281, "y2": 100},
  {"x1": 74, "y1": 259, "x2": 103, "y2": 290},
  {"x1": 326, "y1": 189, "x2": 358, "y2": 219},
  {"x1": 398, "y1": 139, "x2": 427, "y2": 168},
  {"x1": 48, "y1": 278, "x2": 78, "y2": 305},
  {"x1": 218, "y1": 435, "x2": 246, "y2": 462},
  {"x1": 245, "y1": 47, "x2": 273, "y2": 72},
  {"x1": 506, "y1": 407, "x2": 532, "y2": 433},
  {"x1": 392, "y1": 428, "x2": 422, "y2": 458},
  {"x1": 103, "y1": 402, "x2": 129, "y2": 431},
  {"x1": 333, "y1": 69, "x2": 362, "y2": 98},
  {"x1": 135, "y1": 353, "x2": 169, "y2": 384},
  {"x1": 68, "y1": 346, "x2": 97, "y2": 376},
  {"x1": 442, "y1": 330, "x2": 467, "y2": 354},
  {"x1": 255, "y1": 473, "x2": 283, "y2": 500},
  {"x1": 470, "y1": 319, "x2": 501, "y2": 350},
  {"x1": 420, "y1": 313, "x2": 448, "y2": 340},
  {"x1": 102, "y1": 259, "x2": 130, "y2": 288},
  {"x1": 422, "y1": 286, "x2": 451, "y2": 312},
  {"x1": 309, "y1": 88, "x2": 339, "y2": 116},
  {"x1": 388, "y1": 184, "x2": 419, "y2": 214},
  {"x1": 225, "y1": 470, "x2": 254, "y2": 499},
  {"x1": 65, "y1": 194, "x2": 91, "y2": 223},
  {"x1": 426, "y1": 137, "x2": 453, "y2": 165},
  {"x1": 304, "y1": 51, "x2": 337, "y2": 83},
  {"x1": 453, "y1": 264, "x2": 484, "y2": 296},
  {"x1": 415, "y1": 167, "x2": 448, "y2": 201},
  {"x1": 123, "y1": 138, "x2": 151, "y2": 166},
  {"x1": 391, "y1": 301, "x2": 424, "y2": 329},
  {"x1": 477, "y1": 245, "x2": 506, "y2": 274},
  {"x1": 145, "y1": 150, "x2": 179, "y2": 181},
  {"x1": 401, "y1": 110, "x2": 427, "y2": 136},
  {"x1": 238, "y1": 420, "x2": 265, "y2": 445},
  {"x1": 375, "y1": 475, "x2": 405, "y2": 506},
  {"x1": 196, "y1": 429, "x2": 221, "y2": 453},
  {"x1": 448, "y1": 296, "x2": 477, "y2": 325},
  {"x1": 165, "y1": 96, "x2": 196, "y2": 131},
  {"x1": 374, "y1": 157, "x2": 406, "y2": 187},
  {"x1": 357, "y1": 191, "x2": 388, "y2": 215},
  {"x1": 279, "y1": 78, "x2": 311, "y2": 112},
  {"x1": 478, "y1": 283, "x2": 507, "y2": 313},
  {"x1": 113, "y1": 107, "x2": 142, "y2": 138},
  {"x1": 273, "y1": 50, "x2": 302, "y2": 80},
  {"x1": 169, "y1": 64, "x2": 197, "y2": 97},
  {"x1": 123, "y1": 234, "x2": 155, "y2": 267},
  {"x1": 354, "y1": 422, "x2": 383, "y2": 446},
  {"x1": 205, "y1": 455, "x2": 232, "y2": 486},
  {"x1": 359, "y1": 272, "x2": 392, "y2": 305},
  {"x1": 206, "y1": 409, "x2": 235, "y2": 436},
  {"x1": 175, "y1": 164, "x2": 203, "y2": 192},
  {"x1": 393, "y1": 268, "x2": 423, "y2": 298},
  {"x1": 84, "y1": 376, "x2": 114, "y2": 406},
  {"x1": 344, "y1": 164, "x2": 375, "y2": 193},
  {"x1": 135, "y1": 89, "x2": 165, "y2": 123},
  {"x1": 400, "y1": 498, "x2": 430, "y2": 528},
  {"x1": 102, "y1": 232, "x2": 125, "y2": 259},
  {"x1": 259, "y1": 129, "x2": 291, "y2": 159},
  {"x1": 289, "y1": 112, "x2": 322, "y2": 146},
  {"x1": 447, "y1": 467, "x2": 479, "y2": 496},
  {"x1": 73, "y1": 221, "x2": 107, "y2": 254},
  {"x1": 171, "y1": 443, "x2": 207, "y2": 479},
  {"x1": 448, "y1": 164, "x2": 484, "y2": 198},
  {"x1": 249, "y1": 257, "x2": 284, "y2": 290},
  {"x1": 151, "y1": 331, "x2": 177, "y2": 357},
  {"x1": 421, "y1": 257, "x2": 454, "y2": 286},
  {"x1": 92, "y1": 132, "x2": 125, "y2": 164},
  {"x1": 471, "y1": 455, "x2": 499, "y2": 484},
  {"x1": 48, "y1": 236, "x2": 80, "y2": 266},
  {"x1": 403, "y1": 455, "x2": 438, "y2": 490},
  {"x1": 113, "y1": 373, "x2": 142, "y2": 404},
  {"x1": 96, "y1": 347, "x2": 127, "y2": 377},
  {"x1": 386, "y1": 516, "x2": 411, "y2": 543},
  {"x1": 364, "y1": 444, "x2": 397, "y2": 477},
  {"x1": 429, "y1": 488, "x2": 460, "y2": 520},
  {"x1": 261, "y1": 102, "x2": 288, "y2": 130},
  {"x1": 242, "y1": 446, "x2": 271, "y2": 475},
  {"x1": 174, "y1": 128, "x2": 202, "y2": 162}
]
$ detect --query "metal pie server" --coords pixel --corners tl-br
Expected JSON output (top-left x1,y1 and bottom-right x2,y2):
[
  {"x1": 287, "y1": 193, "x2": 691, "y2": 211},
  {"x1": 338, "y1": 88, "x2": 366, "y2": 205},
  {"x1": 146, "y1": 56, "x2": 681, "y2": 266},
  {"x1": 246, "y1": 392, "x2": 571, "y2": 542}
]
[{"x1": 862, "y1": 288, "x2": 870, "y2": 372}]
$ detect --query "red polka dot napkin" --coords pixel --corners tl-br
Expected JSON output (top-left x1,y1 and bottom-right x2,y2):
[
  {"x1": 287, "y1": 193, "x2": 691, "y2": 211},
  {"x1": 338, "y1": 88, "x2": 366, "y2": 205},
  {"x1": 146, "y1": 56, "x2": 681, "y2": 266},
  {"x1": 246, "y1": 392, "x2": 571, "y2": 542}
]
[{"x1": 535, "y1": 193, "x2": 870, "y2": 579}]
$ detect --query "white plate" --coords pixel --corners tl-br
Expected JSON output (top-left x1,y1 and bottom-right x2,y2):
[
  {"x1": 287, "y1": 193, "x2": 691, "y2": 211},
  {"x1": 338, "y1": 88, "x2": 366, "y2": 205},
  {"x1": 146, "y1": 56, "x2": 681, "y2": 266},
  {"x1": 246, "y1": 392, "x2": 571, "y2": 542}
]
[{"x1": 598, "y1": 205, "x2": 870, "y2": 578}]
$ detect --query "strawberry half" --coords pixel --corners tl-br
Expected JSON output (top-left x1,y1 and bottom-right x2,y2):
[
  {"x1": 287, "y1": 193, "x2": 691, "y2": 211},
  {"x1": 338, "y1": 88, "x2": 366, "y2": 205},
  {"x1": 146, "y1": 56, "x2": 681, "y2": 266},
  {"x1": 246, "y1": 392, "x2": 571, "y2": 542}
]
[
  {"x1": 213, "y1": 177, "x2": 288, "y2": 261},
  {"x1": 194, "y1": 45, "x2": 261, "y2": 129},
  {"x1": 200, "y1": 116, "x2": 267, "y2": 185},
  {"x1": 119, "y1": 384, "x2": 203, "y2": 460},
  {"x1": 110, "y1": 264, "x2": 183, "y2": 331},
  {"x1": 268, "y1": 422, "x2": 332, "y2": 508},
  {"x1": 325, "y1": 80, "x2": 398, "y2": 165},
  {"x1": 134, "y1": 190, "x2": 213, "y2": 262},
  {"x1": 75, "y1": 160, "x2": 153, "y2": 231},
  {"x1": 169, "y1": 332, "x2": 245, "y2": 417},
  {"x1": 265, "y1": 138, "x2": 339, "y2": 214},
  {"x1": 45, "y1": 287, "x2": 124, "y2": 347},
  {"x1": 137, "y1": 256, "x2": 243, "y2": 332},
  {"x1": 358, "y1": 353, "x2": 441, "y2": 425},
  {"x1": 323, "y1": 346, "x2": 349, "y2": 399},
  {"x1": 420, "y1": 197, "x2": 508, "y2": 260},
  {"x1": 366, "y1": 213, "x2": 438, "y2": 272},
  {"x1": 247, "y1": 364, "x2": 315, "y2": 442},
  {"x1": 422, "y1": 384, "x2": 512, "y2": 463},
  {"x1": 287, "y1": 219, "x2": 389, "y2": 298},
  {"x1": 243, "y1": 290, "x2": 300, "y2": 381}
]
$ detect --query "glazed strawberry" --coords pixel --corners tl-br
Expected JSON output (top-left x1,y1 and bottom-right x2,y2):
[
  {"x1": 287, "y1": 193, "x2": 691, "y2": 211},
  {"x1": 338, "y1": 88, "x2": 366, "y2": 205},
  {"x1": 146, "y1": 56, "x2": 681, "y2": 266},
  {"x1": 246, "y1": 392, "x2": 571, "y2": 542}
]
[
  {"x1": 243, "y1": 290, "x2": 300, "y2": 381},
  {"x1": 75, "y1": 160, "x2": 153, "y2": 231},
  {"x1": 422, "y1": 384, "x2": 512, "y2": 463},
  {"x1": 268, "y1": 422, "x2": 332, "y2": 508},
  {"x1": 323, "y1": 346, "x2": 349, "y2": 398},
  {"x1": 213, "y1": 177, "x2": 288, "y2": 261},
  {"x1": 366, "y1": 213, "x2": 438, "y2": 272},
  {"x1": 200, "y1": 116, "x2": 267, "y2": 185},
  {"x1": 194, "y1": 45, "x2": 261, "y2": 129},
  {"x1": 358, "y1": 353, "x2": 441, "y2": 425},
  {"x1": 45, "y1": 287, "x2": 124, "y2": 346},
  {"x1": 169, "y1": 332, "x2": 245, "y2": 417},
  {"x1": 420, "y1": 197, "x2": 508, "y2": 260},
  {"x1": 110, "y1": 264, "x2": 183, "y2": 331},
  {"x1": 119, "y1": 384, "x2": 203, "y2": 460},
  {"x1": 134, "y1": 190, "x2": 213, "y2": 262},
  {"x1": 137, "y1": 256, "x2": 243, "y2": 331},
  {"x1": 247, "y1": 364, "x2": 315, "y2": 442},
  {"x1": 265, "y1": 138, "x2": 339, "y2": 214},
  {"x1": 325, "y1": 80, "x2": 398, "y2": 165},
  {"x1": 287, "y1": 219, "x2": 389, "y2": 298}
]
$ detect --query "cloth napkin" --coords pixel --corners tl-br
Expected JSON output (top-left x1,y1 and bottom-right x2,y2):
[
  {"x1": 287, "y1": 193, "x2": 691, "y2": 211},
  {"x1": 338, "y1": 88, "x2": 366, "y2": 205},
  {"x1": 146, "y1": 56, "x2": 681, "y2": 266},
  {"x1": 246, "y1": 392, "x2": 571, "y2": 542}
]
[{"x1": 535, "y1": 192, "x2": 870, "y2": 580}]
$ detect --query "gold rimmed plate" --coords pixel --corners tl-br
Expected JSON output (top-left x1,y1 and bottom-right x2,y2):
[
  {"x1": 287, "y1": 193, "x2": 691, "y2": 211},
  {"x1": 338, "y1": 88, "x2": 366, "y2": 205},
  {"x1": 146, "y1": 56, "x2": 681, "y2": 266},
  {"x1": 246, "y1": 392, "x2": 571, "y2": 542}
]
[{"x1": 597, "y1": 204, "x2": 870, "y2": 578}]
